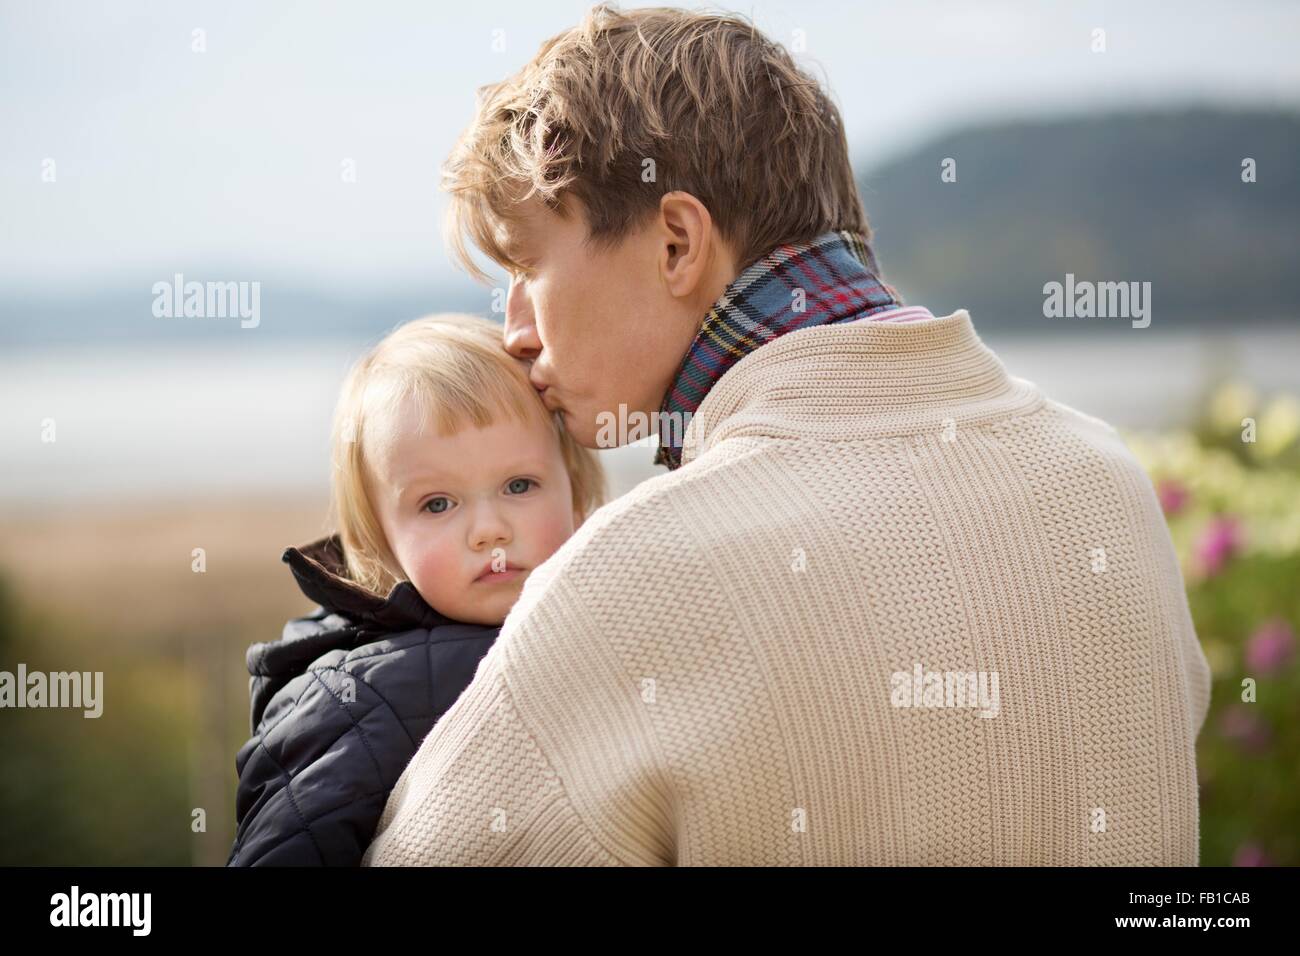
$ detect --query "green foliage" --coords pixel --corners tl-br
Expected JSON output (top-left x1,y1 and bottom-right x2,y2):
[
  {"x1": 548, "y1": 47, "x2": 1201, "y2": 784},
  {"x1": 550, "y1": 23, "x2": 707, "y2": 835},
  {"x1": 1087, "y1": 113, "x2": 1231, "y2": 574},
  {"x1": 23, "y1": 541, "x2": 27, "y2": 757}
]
[
  {"x1": 0, "y1": 612, "x2": 195, "y2": 866},
  {"x1": 1127, "y1": 382, "x2": 1300, "y2": 866}
]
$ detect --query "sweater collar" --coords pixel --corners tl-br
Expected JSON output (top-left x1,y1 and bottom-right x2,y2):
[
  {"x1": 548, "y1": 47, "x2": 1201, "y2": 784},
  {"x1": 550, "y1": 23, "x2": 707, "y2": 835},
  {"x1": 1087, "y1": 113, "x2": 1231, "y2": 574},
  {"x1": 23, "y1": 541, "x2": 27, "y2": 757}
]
[
  {"x1": 653, "y1": 229, "x2": 901, "y2": 470},
  {"x1": 677, "y1": 309, "x2": 1043, "y2": 467}
]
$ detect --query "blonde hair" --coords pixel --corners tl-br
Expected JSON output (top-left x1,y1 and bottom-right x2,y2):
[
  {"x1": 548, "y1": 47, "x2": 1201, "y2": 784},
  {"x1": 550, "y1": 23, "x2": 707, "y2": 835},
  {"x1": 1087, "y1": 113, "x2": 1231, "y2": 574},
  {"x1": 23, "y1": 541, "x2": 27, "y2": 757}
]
[
  {"x1": 329, "y1": 313, "x2": 607, "y2": 596},
  {"x1": 442, "y1": 3, "x2": 870, "y2": 283}
]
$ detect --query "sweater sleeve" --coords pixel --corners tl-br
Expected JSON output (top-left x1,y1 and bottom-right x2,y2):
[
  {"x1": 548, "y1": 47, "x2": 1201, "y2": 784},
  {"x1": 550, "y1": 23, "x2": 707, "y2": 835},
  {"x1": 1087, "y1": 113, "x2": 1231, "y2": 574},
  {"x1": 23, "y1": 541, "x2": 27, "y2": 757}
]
[
  {"x1": 362, "y1": 566, "x2": 677, "y2": 867},
  {"x1": 360, "y1": 648, "x2": 621, "y2": 866},
  {"x1": 1181, "y1": 602, "x2": 1212, "y2": 739}
]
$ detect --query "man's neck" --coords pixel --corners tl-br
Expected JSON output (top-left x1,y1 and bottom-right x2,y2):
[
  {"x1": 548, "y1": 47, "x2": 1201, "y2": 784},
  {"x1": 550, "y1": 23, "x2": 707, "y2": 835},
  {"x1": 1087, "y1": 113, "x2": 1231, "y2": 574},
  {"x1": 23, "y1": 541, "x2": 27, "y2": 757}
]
[{"x1": 653, "y1": 229, "x2": 902, "y2": 469}]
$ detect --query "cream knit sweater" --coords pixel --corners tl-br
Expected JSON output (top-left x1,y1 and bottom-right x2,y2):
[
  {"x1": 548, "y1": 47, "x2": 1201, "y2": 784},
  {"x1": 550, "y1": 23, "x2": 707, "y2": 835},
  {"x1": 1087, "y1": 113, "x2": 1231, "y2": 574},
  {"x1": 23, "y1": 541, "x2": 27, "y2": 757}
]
[{"x1": 363, "y1": 309, "x2": 1211, "y2": 866}]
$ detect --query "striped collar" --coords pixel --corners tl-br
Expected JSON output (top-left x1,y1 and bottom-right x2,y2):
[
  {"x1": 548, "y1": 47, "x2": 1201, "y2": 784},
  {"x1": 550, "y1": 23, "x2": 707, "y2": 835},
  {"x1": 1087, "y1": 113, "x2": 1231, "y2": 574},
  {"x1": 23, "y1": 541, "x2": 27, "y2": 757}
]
[{"x1": 653, "y1": 230, "x2": 904, "y2": 469}]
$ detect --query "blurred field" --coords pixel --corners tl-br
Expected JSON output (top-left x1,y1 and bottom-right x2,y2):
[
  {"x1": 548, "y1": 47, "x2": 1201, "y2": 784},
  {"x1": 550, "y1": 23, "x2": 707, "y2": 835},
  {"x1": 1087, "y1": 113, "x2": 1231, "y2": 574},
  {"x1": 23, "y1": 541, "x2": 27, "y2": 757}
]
[
  {"x1": 0, "y1": 496, "x2": 331, "y2": 637},
  {"x1": 0, "y1": 496, "x2": 331, "y2": 865}
]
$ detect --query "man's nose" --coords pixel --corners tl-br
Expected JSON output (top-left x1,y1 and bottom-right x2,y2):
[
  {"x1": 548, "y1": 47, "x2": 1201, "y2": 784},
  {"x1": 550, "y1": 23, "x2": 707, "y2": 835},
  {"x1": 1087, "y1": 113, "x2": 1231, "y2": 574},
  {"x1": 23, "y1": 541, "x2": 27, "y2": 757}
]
[{"x1": 503, "y1": 277, "x2": 541, "y2": 362}]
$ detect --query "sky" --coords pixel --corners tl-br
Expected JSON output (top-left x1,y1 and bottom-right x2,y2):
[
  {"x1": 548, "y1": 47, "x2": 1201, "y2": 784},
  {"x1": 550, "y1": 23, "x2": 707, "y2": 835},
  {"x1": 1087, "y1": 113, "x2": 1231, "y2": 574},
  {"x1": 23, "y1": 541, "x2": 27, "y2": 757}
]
[{"x1": 2, "y1": 0, "x2": 1298, "y2": 295}]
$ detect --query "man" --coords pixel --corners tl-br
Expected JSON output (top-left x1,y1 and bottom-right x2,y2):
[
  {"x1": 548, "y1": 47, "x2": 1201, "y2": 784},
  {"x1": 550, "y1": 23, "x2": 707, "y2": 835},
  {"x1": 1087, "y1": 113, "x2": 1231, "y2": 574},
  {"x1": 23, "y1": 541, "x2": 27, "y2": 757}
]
[{"x1": 363, "y1": 4, "x2": 1210, "y2": 865}]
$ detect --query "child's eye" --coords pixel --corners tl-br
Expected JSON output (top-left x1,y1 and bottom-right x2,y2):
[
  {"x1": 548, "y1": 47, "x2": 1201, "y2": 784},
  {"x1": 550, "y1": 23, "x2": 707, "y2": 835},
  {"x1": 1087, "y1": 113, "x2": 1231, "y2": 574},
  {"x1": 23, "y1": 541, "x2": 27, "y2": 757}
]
[
  {"x1": 506, "y1": 478, "x2": 535, "y2": 495},
  {"x1": 423, "y1": 496, "x2": 453, "y2": 514}
]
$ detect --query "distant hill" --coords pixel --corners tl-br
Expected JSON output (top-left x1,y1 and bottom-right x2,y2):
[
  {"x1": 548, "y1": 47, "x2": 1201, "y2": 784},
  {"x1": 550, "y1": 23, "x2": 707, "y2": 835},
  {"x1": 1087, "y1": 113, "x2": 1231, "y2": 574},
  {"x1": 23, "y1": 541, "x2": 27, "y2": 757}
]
[
  {"x1": 859, "y1": 108, "x2": 1300, "y2": 333},
  {"x1": 3, "y1": 108, "x2": 1296, "y2": 347}
]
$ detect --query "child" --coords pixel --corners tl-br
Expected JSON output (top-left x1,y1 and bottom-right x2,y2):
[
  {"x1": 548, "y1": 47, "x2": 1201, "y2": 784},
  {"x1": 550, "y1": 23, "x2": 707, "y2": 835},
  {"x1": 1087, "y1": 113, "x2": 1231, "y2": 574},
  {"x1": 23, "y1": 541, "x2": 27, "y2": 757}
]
[{"x1": 227, "y1": 313, "x2": 606, "y2": 866}]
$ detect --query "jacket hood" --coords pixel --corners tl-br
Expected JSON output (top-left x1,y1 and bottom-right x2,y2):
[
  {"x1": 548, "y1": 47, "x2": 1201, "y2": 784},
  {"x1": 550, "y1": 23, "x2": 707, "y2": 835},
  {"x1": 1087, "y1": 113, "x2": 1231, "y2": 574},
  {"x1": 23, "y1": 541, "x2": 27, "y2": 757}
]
[{"x1": 244, "y1": 533, "x2": 453, "y2": 728}]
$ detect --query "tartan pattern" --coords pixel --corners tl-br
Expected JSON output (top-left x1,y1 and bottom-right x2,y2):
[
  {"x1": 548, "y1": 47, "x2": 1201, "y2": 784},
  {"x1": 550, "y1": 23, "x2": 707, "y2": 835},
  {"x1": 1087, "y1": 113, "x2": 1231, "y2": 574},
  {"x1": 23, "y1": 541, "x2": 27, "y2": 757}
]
[{"x1": 653, "y1": 229, "x2": 901, "y2": 468}]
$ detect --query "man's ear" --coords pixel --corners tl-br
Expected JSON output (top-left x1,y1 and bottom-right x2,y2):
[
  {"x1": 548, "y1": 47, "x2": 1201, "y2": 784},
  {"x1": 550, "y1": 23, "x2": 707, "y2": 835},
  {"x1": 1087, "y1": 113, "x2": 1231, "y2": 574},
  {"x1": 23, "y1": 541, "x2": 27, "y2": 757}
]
[{"x1": 657, "y1": 191, "x2": 717, "y2": 299}]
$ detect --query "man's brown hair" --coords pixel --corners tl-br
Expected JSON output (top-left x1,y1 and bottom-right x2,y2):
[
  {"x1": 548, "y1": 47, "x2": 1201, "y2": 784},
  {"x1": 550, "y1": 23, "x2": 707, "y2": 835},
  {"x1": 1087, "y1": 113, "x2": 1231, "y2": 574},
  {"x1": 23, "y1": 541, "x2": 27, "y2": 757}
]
[{"x1": 442, "y1": 3, "x2": 870, "y2": 282}]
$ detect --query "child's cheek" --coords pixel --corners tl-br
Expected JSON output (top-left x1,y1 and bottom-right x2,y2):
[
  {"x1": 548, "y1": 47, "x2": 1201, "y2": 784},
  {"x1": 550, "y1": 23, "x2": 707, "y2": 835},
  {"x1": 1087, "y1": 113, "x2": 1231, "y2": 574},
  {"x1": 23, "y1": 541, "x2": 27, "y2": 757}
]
[
  {"x1": 407, "y1": 538, "x2": 460, "y2": 609},
  {"x1": 529, "y1": 497, "x2": 578, "y2": 566}
]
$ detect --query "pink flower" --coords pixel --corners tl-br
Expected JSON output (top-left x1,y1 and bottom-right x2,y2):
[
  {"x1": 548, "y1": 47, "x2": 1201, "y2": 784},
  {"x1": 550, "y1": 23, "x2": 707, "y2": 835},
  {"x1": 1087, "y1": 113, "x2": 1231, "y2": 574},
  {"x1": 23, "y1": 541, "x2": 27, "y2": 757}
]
[
  {"x1": 1232, "y1": 843, "x2": 1272, "y2": 867},
  {"x1": 1156, "y1": 478, "x2": 1189, "y2": 516},
  {"x1": 1218, "y1": 706, "x2": 1271, "y2": 753},
  {"x1": 1245, "y1": 618, "x2": 1295, "y2": 675},
  {"x1": 1194, "y1": 516, "x2": 1241, "y2": 577}
]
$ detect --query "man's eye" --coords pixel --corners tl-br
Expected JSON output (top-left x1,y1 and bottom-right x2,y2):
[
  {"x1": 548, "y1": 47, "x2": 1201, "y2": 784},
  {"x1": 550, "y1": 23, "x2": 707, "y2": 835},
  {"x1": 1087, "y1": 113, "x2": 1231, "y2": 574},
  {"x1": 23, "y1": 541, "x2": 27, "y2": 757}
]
[
  {"x1": 506, "y1": 478, "x2": 535, "y2": 494},
  {"x1": 423, "y1": 497, "x2": 452, "y2": 514}
]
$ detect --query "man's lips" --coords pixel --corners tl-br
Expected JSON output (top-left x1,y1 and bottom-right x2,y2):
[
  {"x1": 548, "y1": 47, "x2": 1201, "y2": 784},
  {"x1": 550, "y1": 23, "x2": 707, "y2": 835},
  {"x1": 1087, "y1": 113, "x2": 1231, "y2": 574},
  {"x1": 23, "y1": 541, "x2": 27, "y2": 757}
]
[{"x1": 529, "y1": 371, "x2": 554, "y2": 408}]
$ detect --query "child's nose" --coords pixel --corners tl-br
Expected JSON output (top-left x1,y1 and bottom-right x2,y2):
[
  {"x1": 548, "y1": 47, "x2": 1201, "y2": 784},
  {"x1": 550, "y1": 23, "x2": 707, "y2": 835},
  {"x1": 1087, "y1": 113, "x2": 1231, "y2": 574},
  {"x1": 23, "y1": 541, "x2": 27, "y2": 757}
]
[{"x1": 468, "y1": 504, "x2": 512, "y2": 550}]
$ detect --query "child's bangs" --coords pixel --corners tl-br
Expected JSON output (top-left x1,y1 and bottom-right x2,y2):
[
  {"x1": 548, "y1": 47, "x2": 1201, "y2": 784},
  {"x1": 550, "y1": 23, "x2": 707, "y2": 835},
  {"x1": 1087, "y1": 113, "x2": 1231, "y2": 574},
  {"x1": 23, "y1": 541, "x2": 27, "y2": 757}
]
[{"x1": 371, "y1": 328, "x2": 547, "y2": 440}]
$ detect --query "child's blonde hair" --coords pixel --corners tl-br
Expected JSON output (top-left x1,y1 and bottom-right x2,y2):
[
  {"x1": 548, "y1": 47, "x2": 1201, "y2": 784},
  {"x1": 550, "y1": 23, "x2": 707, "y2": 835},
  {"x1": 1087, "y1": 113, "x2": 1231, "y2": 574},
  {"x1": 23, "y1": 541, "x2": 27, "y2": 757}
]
[{"x1": 329, "y1": 313, "x2": 607, "y2": 596}]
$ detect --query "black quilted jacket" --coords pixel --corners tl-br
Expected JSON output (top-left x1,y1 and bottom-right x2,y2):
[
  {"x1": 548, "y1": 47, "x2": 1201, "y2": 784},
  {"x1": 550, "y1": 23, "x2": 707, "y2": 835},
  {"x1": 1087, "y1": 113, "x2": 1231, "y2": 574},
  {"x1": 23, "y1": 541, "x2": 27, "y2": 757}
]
[{"x1": 226, "y1": 534, "x2": 499, "y2": 866}]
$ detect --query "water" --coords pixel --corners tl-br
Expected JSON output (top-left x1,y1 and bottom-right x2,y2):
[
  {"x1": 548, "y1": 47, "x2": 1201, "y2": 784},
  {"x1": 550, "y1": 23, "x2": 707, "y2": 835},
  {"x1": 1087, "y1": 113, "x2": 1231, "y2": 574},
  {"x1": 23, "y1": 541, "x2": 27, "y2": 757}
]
[{"x1": 3, "y1": 327, "x2": 1297, "y2": 505}]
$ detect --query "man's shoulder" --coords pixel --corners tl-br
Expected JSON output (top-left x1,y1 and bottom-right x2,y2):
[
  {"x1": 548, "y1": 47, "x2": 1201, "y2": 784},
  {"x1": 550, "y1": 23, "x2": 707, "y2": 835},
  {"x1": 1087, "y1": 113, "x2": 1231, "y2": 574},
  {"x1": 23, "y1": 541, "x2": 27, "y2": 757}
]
[
  {"x1": 1040, "y1": 394, "x2": 1120, "y2": 437},
  {"x1": 503, "y1": 440, "x2": 774, "y2": 623},
  {"x1": 1037, "y1": 396, "x2": 1149, "y2": 470},
  {"x1": 556, "y1": 439, "x2": 769, "y2": 552}
]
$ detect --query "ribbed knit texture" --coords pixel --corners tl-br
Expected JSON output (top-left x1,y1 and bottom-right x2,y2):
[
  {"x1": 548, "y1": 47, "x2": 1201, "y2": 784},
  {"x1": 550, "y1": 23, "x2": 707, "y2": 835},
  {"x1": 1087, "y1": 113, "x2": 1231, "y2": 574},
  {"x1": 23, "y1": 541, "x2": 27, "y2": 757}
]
[{"x1": 363, "y1": 309, "x2": 1211, "y2": 866}]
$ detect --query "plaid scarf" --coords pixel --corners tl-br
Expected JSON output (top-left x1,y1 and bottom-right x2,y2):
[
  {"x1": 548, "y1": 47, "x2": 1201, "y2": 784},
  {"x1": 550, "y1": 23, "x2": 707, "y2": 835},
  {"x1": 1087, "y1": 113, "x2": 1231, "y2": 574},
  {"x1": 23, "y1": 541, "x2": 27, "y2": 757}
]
[{"x1": 653, "y1": 229, "x2": 902, "y2": 469}]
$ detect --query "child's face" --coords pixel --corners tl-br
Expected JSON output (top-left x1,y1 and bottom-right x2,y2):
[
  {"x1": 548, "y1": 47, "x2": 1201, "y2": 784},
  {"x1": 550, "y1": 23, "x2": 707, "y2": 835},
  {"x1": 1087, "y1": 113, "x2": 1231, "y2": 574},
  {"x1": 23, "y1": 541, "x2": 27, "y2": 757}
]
[{"x1": 368, "y1": 401, "x2": 579, "y2": 626}]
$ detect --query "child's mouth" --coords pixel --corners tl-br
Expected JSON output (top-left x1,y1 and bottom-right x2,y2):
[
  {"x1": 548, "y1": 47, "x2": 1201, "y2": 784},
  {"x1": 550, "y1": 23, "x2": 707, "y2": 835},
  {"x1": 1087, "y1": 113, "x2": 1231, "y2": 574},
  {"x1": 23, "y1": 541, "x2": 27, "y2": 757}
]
[{"x1": 475, "y1": 567, "x2": 524, "y2": 584}]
